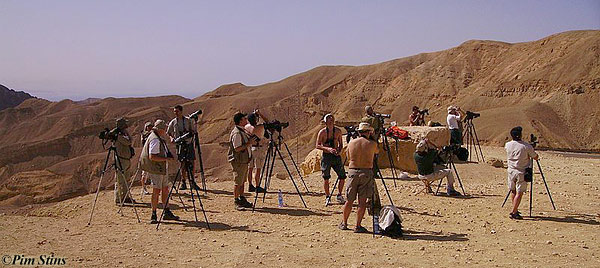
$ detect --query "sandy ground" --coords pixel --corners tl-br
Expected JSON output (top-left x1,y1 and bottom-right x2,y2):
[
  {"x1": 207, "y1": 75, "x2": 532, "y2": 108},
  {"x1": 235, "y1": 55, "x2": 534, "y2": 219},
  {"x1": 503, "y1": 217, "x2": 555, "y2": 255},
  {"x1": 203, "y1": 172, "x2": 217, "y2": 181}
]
[{"x1": 0, "y1": 146, "x2": 599, "y2": 267}]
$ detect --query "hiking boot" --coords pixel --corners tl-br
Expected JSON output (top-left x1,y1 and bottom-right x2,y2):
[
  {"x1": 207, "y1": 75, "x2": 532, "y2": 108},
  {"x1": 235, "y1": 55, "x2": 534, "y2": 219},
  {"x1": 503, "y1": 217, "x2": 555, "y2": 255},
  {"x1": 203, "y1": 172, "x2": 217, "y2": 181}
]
[
  {"x1": 336, "y1": 194, "x2": 345, "y2": 204},
  {"x1": 163, "y1": 209, "x2": 180, "y2": 221},
  {"x1": 447, "y1": 189, "x2": 462, "y2": 196},
  {"x1": 509, "y1": 212, "x2": 523, "y2": 220},
  {"x1": 255, "y1": 186, "x2": 266, "y2": 193},
  {"x1": 239, "y1": 196, "x2": 253, "y2": 208},
  {"x1": 150, "y1": 212, "x2": 158, "y2": 224},
  {"x1": 354, "y1": 226, "x2": 368, "y2": 233},
  {"x1": 180, "y1": 182, "x2": 188, "y2": 190},
  {"x1": 338, "y1": 222, "x2": 349, "y2": 230},
  {"x1": 248, "y1": 184, "x2": 256, "y2": 192}
]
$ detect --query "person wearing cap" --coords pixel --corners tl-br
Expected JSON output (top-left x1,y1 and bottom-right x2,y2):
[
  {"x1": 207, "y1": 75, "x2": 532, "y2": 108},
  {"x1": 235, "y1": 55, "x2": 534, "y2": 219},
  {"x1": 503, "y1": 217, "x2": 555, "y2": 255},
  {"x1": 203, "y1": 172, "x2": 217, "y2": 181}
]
[
  {"x1": 361, "y1": 106, "x2": 382, "y2": 140},
  {"x1": 505, "y1": 126, "x2": 539, "y2": 220},
  {"x1": 140, "y1": 122, "x2": 153, "y2": 195},
  {"x1": 228, "y1": 112, "x2": 259, "y2": 210},
  {"x1": 167, "y1": 104, "x2": 200, "y2": 191},
  {"x1": 245, "y1": 109, "x2": 269, "y2": 194},
  {"x1": 140, "y1": 119, "x2": 179, "y2": 223},
  {"x1": 316, "y1": 113, "x2": 346, "y2": 204},
  {"x1": 114, "y1": 117, "x2": 136, "y2": 205},
  {"x1": 339, "y1": 122, "x2": 378, "y2": 233},
  {"x1": 447, "y1": 106, "x2": 463, "y2": 145},
  {"x1": 413, "y1": 138, "x2": 461, "y2": 196}
]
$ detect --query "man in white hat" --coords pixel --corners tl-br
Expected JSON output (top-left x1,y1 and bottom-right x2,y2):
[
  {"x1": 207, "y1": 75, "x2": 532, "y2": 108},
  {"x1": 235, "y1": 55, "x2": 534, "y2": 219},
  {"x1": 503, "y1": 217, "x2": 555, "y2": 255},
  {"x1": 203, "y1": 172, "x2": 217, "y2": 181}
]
[
  {"x1": 447, "y1": 106, "x2": 463, "y2": 145},
  {"x1": 316, "y1": 113, "x2": 346, "y2": 204},
  {"x1": 339, "y1": 122, "x2": 378, "y2": 233},
  {"x1": 414, "y1": 138, "x2": 461, "y2": 196}
]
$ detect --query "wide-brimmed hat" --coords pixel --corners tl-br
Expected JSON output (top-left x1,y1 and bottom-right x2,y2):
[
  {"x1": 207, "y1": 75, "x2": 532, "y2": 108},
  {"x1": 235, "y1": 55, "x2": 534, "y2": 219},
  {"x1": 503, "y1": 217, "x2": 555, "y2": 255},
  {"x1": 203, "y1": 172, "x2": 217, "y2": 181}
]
[
  {"x1": 144, "y1": 121, "x2": 152, "y2": 129},
  {"x1": 153, "y1": 119, "x2": 167, "y2": 130},
  {"x1": 447, "y1": 106, "x2": 456, "y2": 113},
  {"x1": 357, "y1": 122, "x2": 374, "y2": 132},
  {"x1": 416, "y1": 139, "x2": 428, "y2": 152},
  {"x1": 116, "y1": 117, "x2": 129, "y2": 129}
]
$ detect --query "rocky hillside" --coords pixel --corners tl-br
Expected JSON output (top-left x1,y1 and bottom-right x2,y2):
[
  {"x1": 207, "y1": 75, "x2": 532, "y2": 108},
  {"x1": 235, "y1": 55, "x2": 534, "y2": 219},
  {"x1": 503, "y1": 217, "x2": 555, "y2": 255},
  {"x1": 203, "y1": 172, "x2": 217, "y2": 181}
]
[
  {"x1": 0, "y1": 84, "x2": 35, "y2": 111},
  {"x1": 1, "y1": 30, "x2": 598, "y2": 207}
]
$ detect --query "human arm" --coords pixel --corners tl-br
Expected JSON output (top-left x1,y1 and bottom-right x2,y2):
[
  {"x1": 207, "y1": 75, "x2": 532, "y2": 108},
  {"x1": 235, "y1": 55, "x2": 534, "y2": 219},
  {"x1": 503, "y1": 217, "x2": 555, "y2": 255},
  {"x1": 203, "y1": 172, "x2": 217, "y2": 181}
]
[
  {"x1": 316, "y1": 129, "x2": 336, "y2": 154},
  {"x1": 233, "y1": 132, "x2": 256, "y2": 152},
  {"x1": 148, "y1": 139, "x2": 173, "y2": 162}
]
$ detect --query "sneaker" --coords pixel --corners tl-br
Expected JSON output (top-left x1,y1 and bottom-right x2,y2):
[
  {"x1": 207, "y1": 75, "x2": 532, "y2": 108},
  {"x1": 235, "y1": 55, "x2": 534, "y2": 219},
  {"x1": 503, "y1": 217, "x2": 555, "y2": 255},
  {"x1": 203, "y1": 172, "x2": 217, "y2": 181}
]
[
  {"x1": 255, "y1": 186, "x2": 266, "y2": 193},
  {"x1": 180, "y1": 182, "x2": 188, "y2": 190},
  {"x1": 150, "y1": 212, "x2": 158, "y2": 224},
  {"x1": 509, "y1": 212, "x2": 523, "y2": 220},
  {"x1": 336, "y1": 194, "x2": 345, "y2": 204},
  {"x1": 447, "y1": 189, "x2": 462, "y2": 196},
  {"x1": 338, "y1": 222, "x2": 349, "y2": 230},
  {"x1": 234, "y1": 198, "x2": 246, "y2": 211},
  {"x1": 163, "y1": 209, "x2": 180, "y2": 221},
  {"x1": 239, "y1": 196, "x2": 253, "y2": 208},
  {"x1": 248, "y1": 184, "x2": 256, "y2": 192},
  {"x1": 354, "y1": 226, "x2": 368, "y2": 233}
]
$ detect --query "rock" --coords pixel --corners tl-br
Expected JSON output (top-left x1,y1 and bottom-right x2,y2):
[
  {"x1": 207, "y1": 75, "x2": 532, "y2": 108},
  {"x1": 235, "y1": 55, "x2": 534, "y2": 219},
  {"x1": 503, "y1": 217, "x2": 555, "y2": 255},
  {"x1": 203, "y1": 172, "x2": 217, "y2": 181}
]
[{"x1": 486, "y1": 158, "x2": 504, "y2": 168}]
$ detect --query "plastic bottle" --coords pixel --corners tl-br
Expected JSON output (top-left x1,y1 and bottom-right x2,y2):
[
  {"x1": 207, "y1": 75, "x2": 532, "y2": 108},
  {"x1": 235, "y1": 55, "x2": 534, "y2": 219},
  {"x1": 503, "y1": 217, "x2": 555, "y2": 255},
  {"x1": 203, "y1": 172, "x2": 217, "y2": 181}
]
[
  {"x1": 278, "y1": 189, "x2": 284, "y2": 207},
  {"x1": 373, "y1": 215, "x2": 381, "y2": 234}
]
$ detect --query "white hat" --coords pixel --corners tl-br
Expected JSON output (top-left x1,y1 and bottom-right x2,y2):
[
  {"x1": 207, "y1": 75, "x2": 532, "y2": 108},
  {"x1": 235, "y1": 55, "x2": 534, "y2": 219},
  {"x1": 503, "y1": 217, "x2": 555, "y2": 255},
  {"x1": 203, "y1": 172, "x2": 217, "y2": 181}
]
[
  {"x1": 357, "y1": 122, "x2": 374, "y2": 132},
  {"x1": 323, "y1": 113, "x2": 333, "y2": 121},
  {"x1": 447, "y1": 106, "x2": 456, "y2": 113},
  {"x1": 416, "y1": 139, "x2": 428, "y2": 152}
]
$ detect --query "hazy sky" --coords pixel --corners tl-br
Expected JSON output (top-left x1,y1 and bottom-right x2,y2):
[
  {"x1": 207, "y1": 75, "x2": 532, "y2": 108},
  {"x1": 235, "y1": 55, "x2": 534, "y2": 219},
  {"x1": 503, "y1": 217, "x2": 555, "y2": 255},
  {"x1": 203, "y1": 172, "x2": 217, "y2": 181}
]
[{"x1": 1, "y1": 1, "x2": 599, "y2": 101}]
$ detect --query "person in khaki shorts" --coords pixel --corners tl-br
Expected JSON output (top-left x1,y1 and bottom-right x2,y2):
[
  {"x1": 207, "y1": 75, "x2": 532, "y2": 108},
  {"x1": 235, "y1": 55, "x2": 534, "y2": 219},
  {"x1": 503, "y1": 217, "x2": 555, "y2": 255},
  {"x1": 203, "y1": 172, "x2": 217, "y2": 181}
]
[
  {"x1": 505, "y1": 126, "x2": 538, "y2": 220},
  {"x1": 228, "y1": 112, "x2": 259, "y2": 210},
  {"x1": 339, "y1": 122, "x2": 379, "y2": 233}
]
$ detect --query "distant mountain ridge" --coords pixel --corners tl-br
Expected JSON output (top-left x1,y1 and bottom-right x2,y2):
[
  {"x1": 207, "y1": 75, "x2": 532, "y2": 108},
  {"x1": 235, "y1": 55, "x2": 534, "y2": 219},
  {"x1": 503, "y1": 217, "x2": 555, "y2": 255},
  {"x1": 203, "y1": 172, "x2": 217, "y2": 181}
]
[{"x1": 0, "y1": 84, "x2": 36, "y2": 111}]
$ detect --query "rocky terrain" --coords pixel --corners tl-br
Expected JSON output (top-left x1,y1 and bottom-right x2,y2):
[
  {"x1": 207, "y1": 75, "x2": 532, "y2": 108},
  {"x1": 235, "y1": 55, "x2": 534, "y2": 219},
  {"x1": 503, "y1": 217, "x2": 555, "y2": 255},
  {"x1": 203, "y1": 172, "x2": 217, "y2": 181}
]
[
  {"x1": 0, "y1": 84, "x2": 35, "y2": 111},
  {"x1": 0, "y1": 30, "x2": 599, "y2": 209}
]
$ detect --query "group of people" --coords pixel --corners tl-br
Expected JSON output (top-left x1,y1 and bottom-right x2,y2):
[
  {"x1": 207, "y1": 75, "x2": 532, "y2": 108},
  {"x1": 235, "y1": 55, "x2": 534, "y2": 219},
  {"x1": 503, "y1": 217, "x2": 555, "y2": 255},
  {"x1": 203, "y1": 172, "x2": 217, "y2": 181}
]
[{"x1": 110, "y1": 103, "x2": 539, "y2": 228}]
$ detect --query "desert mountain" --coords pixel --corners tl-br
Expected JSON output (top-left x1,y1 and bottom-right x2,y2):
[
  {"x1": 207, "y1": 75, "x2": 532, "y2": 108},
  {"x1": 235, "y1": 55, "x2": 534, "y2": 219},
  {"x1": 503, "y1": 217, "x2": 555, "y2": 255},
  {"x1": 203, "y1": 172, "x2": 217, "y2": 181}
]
[
  {"x1": 0, "y1": 84, "x2": 35, "y2": 111},
  {"x1": 0, "y1": 30, "x2": 598, "y2": 207}
]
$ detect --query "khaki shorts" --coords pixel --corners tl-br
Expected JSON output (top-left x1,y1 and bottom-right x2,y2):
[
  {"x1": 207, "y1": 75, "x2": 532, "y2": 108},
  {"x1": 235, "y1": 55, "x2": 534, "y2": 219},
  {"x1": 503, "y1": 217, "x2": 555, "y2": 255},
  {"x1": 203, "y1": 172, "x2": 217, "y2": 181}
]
[
  {"x1": 251, "y1": 146, "x2": 267, "y2": 169},
  {"x1": 508, "y1": 168, "x2": 528, "y2": 193},
  {"x1": 232, "y1": 162, "x2": 249, "y2": 186},
  {"x1": 148, "y1": 173, "x2": 169, "y2": 189},
  {"x1": 345, "y1": 168, "x2": 374, "y2": 202}
]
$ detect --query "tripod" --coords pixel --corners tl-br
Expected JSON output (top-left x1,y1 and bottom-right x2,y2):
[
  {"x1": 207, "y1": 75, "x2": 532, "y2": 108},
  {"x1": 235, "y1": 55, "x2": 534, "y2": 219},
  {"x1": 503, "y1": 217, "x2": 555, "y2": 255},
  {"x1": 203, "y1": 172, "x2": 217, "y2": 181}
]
[
  {"x1": 190, "y1": 117, "x2": 208, "y2": 194},
  {"x1": 501, "y1": 159, "x2": 556, "y2": 217},
  {"x1": 88, "y1": 143, "x2": 140, "y2": 225},
  {"x1": 462, "y1": 118, "x2": 485, "y2": 162},
  {"x1": 252, "y1": 131, "x2": 309, "y2": 210},
  {"x1": 156, "y1": 151, "x2": 210, "y2": 230},
  {"x1": 434, "y1": 150, "x2": 467, "y2": 195}
]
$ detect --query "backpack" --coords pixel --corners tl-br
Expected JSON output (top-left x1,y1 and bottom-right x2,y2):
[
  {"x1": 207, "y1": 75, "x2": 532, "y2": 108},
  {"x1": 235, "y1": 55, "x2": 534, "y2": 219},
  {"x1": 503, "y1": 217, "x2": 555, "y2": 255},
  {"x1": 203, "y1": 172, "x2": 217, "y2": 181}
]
[
  {"x1": 385, "y1": 126, "x2": 409, "y2": 140},
  {"x1": 379, "y1": 205, "x2": 403, "y2": 237}
]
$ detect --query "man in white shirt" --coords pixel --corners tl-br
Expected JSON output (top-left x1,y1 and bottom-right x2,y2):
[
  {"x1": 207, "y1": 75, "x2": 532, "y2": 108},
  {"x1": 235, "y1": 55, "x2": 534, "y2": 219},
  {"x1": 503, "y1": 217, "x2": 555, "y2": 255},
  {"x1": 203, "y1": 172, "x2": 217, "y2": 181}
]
[
  {"x1": 446, "y1": 106, "x2": 463, "y2": 145},
  {"x1": 505, "y1": 126, "x2": 539, "y2": 220}
]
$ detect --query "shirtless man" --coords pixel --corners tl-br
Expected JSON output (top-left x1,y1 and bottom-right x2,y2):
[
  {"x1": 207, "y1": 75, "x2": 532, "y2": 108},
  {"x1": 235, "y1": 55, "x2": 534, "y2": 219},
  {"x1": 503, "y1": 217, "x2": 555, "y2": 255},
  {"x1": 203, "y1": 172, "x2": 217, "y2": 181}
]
[
  {"x1": 339, "y1": 122, "x2": 379, "y2": 233},
  {"x1": 316, "y1": 114, "x2": 346, "y2": 204}
]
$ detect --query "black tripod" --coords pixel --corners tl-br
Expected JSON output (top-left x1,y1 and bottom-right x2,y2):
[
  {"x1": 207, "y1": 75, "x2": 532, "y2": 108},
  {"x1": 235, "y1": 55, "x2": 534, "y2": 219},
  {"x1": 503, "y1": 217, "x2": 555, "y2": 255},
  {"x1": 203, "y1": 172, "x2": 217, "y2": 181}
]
[
  {"x1": 434, "y1": 150, "x2": 467, "y2": 195},
  {"x1": 190, "y1": 117, "x2": 208, "y2": 194},
  {"x1": 156, "y1": 144, "x2": 210, "y2": 230},
  {"x1": 501, "y1": 159, "x2": 556, "y2": 217},
  {"x1": 379, "y1": 127, "x2": 399, "y2": 188},
  {"x1": 252, "y1": 130, "x2": 309, "y2": 210},
  {"x1": 88, "y1": 143, "x2": 140, "y2": 225},
  {"x1": 462, "y1": 118, "x2": 485, "y2": 163}
]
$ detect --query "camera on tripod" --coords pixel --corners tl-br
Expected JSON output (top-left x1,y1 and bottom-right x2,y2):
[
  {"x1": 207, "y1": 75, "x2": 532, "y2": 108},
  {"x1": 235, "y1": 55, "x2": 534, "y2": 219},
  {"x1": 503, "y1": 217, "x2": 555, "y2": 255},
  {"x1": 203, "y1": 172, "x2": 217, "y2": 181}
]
[
  {"x1": 439, "y1": 144, "x2": 469, "y2": 162},
  {"x1": 464, "y1": 111, "x2": 480, "y2": 121},
  {"x1": 188, "y1": 109, "x2": 202, "y2": 121},
  {"x1": 174, "y1": 132, "x2": 193, "y2": 161},
  {"x1": 374, "y1": 113, "x2": 391, "y2": 119},
  {"x1": 264, "y1": 120, "x2": 289, "y2": 133},
  {"x1": 98, "y1": 127, "x2": 121, "y2": 141},
  {"x1": 418, "y1": 109, "x2": 429, "y2": 115},
  {"x1": 344, "y1": 125, "x2": 360, "y2": 143}
]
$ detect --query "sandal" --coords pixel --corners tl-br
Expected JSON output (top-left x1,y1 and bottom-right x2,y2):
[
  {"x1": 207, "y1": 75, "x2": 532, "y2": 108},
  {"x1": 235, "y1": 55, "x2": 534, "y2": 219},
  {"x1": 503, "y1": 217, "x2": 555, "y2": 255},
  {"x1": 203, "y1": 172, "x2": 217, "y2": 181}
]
[{"x1": 338, "y1": 222, "x2": 349, "y2": 230}]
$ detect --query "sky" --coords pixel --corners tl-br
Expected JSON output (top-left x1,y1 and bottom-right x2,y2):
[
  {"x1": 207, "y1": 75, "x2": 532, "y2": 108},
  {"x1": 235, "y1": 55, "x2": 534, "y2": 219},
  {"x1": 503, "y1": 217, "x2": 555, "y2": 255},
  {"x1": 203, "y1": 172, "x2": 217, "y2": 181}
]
[{"x1": 1, "y1": 1, "x2": 599, "y2": 101}]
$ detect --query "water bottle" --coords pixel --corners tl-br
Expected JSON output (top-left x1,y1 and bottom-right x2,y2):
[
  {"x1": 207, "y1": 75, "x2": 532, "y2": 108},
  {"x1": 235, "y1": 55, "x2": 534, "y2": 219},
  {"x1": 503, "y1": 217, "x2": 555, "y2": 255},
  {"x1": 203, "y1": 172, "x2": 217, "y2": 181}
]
[
  {"x1": 278, "y1": 189, "x2": 284, "y2": 207},
  {"x1": 373, "y1": 215, "x2": 381, "y2": 234}
]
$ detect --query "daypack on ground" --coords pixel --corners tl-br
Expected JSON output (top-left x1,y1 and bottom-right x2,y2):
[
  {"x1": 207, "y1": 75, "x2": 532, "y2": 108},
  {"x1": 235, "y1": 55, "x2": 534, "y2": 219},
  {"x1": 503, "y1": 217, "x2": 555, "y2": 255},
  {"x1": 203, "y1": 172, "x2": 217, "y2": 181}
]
[{"x1": 379, "y1": 205, "x2": 403, "y2": 237}]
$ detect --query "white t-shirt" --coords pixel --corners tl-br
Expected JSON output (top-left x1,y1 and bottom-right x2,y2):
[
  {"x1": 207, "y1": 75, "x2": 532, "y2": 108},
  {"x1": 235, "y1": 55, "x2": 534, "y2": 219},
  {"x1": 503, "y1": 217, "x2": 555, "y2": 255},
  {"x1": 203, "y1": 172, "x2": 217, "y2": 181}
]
[
  {"x1": 505, "y1": 140, "x2": 538, "y2": 172},
  {"x1": 447, "y1": 114, "x2": 461, "y2": 129},
  {"x1": 149, "y1": 138, "x2": 161, "y2": 155}
]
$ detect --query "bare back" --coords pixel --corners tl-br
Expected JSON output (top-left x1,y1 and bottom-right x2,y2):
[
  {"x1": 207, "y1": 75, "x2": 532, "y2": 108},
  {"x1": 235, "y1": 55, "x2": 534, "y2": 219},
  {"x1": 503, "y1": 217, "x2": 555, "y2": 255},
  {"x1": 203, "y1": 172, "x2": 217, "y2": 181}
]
[{"x1": 347, "y1": 136, "x2": 378, "y2": 169}]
